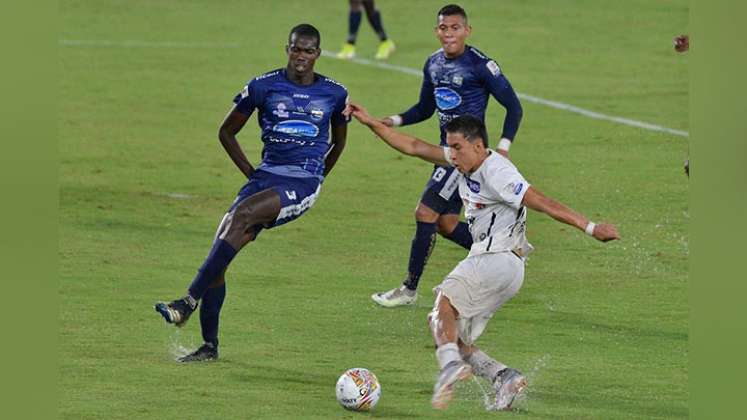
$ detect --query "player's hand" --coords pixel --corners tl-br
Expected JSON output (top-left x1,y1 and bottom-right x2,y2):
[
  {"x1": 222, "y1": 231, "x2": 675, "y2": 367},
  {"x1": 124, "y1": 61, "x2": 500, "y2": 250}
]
[
  {"x1": 591, "y1": 223, "x2": 620, "y2": 242},
  {"x1": 673, "y1": 35, "x2": 689, "y2": 53},
  {"x1": 347, "y1": 102, "x2": 377, "y2": 126},
  {"x1": 496, "y1": 148, "x2": 510, "y2": 159},
  {"x1": 379, "y1": 117, "x2": 395, "y2": 127}
]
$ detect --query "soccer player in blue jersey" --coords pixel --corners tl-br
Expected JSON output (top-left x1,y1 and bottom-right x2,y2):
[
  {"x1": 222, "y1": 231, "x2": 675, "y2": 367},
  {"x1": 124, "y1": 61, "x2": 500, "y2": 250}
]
[
  {"x1": 371, "y1": 4, "x2": 524, "y2": 307},
  {"x1": 154, "y1": 24, "x2": 349, "y2": 362}
]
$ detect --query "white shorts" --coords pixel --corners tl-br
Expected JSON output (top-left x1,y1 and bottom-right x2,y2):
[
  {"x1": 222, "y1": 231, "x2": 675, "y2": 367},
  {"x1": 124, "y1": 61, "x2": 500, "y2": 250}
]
[{"x1": 433, "y1": 251, "x2": 525, "y2": 346}]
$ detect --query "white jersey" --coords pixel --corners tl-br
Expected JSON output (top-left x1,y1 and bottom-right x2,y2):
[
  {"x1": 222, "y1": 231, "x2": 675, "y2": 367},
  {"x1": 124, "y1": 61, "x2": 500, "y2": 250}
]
[{"x1": 444, "y1": 149, "x2": 534, "y2": 258}]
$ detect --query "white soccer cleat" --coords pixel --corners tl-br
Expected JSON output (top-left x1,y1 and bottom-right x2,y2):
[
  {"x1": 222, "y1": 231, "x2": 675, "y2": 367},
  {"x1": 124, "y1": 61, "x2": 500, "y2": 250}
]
[
  {"x1": 371, "y1": 284, "x2": 417, "y2": 307},
  {"x1": 431, "y1": 360, "x2": 473, "y2": 409},
  {"x1": 493, "y1": 368, "x2": 527, "y2": 410}
]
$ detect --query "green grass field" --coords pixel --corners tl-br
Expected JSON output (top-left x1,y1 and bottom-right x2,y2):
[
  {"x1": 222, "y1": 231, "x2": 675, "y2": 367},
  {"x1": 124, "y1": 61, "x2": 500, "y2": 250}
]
[{"x1": 60, "y1": 0, "x2": 689, "y2": 418}]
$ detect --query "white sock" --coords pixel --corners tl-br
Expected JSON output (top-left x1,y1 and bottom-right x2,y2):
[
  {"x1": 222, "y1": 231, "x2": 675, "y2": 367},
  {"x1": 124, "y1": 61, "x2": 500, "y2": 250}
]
[
  {"x1": 435, "y1": 343, "x2": 461, "y2": 370},
  {"x1": 465, "y1": 350, "x2": 506, "y2": 382}
]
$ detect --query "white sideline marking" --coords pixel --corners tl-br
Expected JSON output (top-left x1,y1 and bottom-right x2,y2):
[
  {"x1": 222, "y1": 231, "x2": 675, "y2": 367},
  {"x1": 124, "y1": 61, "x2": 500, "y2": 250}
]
[
  {"x1": 58, "y1": 39, "x2": 688, "y2": 137},
  {"x1": 59, "y1": 39, "x2": 241, "y2": 49},
  {"x1": 320, "y1": 50, "x2": 689, "y2": 138}
]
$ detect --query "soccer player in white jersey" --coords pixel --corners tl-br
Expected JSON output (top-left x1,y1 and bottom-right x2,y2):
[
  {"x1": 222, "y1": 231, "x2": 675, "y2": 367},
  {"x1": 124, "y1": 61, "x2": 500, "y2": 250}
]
[{"x1": 345, "y1": 103, "x2": 620, "y2": 410}]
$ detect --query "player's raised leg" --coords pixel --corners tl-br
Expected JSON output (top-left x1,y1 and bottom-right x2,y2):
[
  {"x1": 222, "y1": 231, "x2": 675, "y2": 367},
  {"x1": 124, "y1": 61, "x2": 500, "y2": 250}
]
[
  {"x1": 428, "y1": 291, "x2": 472, "y2": 409},
  {"x1": 155, "y1": 188, "x2": 281, "y2": 327}
]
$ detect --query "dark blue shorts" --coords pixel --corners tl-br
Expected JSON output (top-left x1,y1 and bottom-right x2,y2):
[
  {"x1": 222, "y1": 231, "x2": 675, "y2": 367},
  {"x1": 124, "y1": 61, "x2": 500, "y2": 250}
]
[
  {"x1": 420, "y1": 165, "x2": 463, "y2": 215},
  {"x1": 228, "y1": 169, "x2": 321, "y2": 231}
]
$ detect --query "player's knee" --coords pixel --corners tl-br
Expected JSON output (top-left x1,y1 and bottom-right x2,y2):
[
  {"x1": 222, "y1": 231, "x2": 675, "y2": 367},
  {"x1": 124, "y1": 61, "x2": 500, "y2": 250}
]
[
  {"x1": 350, "y1": 0, "x2": 363, "y2": 11},
  {"x1": 414, "y1": 205, "x2": 438, "y2": 222}
]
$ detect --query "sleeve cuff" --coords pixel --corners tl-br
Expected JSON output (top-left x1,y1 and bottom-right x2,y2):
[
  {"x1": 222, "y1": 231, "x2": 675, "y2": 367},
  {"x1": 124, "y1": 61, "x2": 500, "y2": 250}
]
[{"x1": 497, "y1": 138, "x2": 512, "y2": 151}]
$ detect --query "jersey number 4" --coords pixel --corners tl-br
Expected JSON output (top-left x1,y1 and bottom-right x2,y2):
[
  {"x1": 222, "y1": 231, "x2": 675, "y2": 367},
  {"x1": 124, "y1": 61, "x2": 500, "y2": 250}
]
[{"x1": 285, "y1": 190, "x2": 297, "y2": 201}]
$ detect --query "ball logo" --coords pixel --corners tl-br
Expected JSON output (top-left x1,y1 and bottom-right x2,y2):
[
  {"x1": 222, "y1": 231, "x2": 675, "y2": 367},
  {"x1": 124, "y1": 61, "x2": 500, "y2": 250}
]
[
  {"x1": 434, "y1": 87, "x2": 462, "y2": 110},
  {"x1": 272, "y1": 120, "x2": 319, "y2": 138}
]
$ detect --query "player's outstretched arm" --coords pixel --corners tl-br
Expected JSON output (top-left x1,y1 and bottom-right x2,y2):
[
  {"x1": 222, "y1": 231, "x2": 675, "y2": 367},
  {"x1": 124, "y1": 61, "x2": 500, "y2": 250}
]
[
  {"x1": 348, "y1": 103, "x2": 448, "y2": 166},
  {"x1": 219, "y1": 107, "x2": 255, "y2": 178},
  {"x1": 522, "y1": 186, "x2": 620, "y2": 242}
]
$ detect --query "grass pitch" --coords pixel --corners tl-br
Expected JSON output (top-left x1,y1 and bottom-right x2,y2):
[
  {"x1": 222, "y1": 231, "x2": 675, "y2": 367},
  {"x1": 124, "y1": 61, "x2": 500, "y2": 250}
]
[{"x1": 60, "y1": 0, "x2": 688, "y2": 418}]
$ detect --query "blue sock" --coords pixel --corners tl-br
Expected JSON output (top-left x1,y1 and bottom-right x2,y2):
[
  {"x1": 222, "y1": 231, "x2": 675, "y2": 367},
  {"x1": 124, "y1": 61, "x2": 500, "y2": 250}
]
[
  {"x1": 445, "y1": 222, "x2": 473, "y2": 250},
  {"x1": 200, "y1": 283, "x2": 226, "y2": 347},
  {"x1": 346, "y1": 11, "x2": 362, "y2": 44},
  {"x1": 367, "y1": 10, "x2": 388, "y2": 41},
  {"x1": 403, "y1": 222, "x2": 437, "y2": 291},
  {"x1": 188, "y1": 239, "x2": 237, "y2": 300}
]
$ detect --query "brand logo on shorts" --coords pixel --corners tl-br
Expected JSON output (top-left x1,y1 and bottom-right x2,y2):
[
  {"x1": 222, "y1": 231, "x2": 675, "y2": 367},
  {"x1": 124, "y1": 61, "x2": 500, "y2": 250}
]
[
  {"x1": 272, "y1": 120, "x2": 319, "y2": 138},
  {"x1": 434, "y1": 87, "x2": 462, "y2": 110},
  {"x1": 466, "y1": 178, "x2": 481, "y2": 193}
]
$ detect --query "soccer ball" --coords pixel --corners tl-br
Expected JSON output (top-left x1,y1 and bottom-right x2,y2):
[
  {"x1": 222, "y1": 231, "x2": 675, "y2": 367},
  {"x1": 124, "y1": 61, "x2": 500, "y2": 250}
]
[{"x1": 335, "y1": 368, "x2": 381, "y2": 411}]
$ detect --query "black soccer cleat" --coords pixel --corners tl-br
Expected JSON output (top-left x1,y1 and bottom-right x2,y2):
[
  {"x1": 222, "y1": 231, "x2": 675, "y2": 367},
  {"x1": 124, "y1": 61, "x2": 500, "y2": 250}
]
[
  {"x1": 177, "y1": 343, "x2": 218, "y2": 363},
  {"x1": 155, "y1": 297, "x2": 196, "y2": 327}
]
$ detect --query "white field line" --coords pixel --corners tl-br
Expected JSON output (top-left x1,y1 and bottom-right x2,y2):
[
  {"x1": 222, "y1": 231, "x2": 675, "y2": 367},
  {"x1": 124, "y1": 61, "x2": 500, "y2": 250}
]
[
  {"x1": 59, "y1": 39, "x2": 242, "y2": 48},
  {"x1": 58, "y1": 40, "x2": 688, "y2": 137},
  {"x1": 320, "y1": 50, "x2": 689, "y2": 138}
]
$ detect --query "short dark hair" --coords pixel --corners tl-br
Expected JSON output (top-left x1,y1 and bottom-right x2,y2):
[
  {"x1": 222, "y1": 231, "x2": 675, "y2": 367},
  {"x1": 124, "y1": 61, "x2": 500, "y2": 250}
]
[
  {"x1": 288, "y1": 23, "x2": 321, "y2": 48},
  {"x1": 444, "y1": 115, "x2": 488, "y2": 147},
  {"x1": 437, "y1": 4, "x2": 468, "y2": 22}
]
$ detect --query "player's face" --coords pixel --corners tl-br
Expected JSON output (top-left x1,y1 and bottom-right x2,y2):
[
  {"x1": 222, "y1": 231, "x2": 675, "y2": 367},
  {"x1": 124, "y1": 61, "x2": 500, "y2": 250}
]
[
  {"x1": 446, "y1": 132, "x2": 486, "y2": 173},
  {"x1": 435, "y1": 14, "x2": 471, "y2": 58},
  {"x1": 286, "y1": 34, "x2": 320, "y2": 74}
]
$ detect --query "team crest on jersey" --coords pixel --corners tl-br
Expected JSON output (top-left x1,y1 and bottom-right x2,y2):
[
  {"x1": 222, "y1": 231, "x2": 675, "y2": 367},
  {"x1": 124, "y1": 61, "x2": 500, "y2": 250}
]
[
  {"x1": 434, "y1": 87, "x2": 462, "y2": 110},
  {"x1": 452, "y1": 74, "x2": 463, "y2": 87},
  {"x1": 272, "y1": 120, "x2": 319, "y2": 138},
  {"x1": 273, "y1": 102, "x2": 289, "y2": 118},
  {"x1": 466, "y1": 178, "x2": 481, "y2": 193},
  {"x1": 310, "y1": 108, "x2": 324, "y2": 121},
  {"x1": 486, "y1": 60, "x2": 501, "y2": 76}
]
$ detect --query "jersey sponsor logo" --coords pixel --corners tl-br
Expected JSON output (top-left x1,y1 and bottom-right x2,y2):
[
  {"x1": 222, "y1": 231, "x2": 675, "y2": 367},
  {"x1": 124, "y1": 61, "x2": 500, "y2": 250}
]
[
  {"x1": 272, "y1": 120, "x2": 320, "y2": 138},
  {"x1": 466, "y1": 178, "x2": 481, "y2": 193},
  {"x1": 486, "y1": 60, "x2": 501, "y2": 76},
  {"x1": 272, "y1": 102, "x2": 289, "y2": 118},
  {"x1": 513, "y1": 182, "x2": 524, "y2": 195},
  {"x1": 434, "y1": 87, "x2": 462, "y2": 110}
]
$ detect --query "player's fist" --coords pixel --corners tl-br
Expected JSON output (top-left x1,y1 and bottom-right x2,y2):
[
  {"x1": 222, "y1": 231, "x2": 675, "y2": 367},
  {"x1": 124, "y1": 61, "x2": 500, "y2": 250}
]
[
  {"x1": 673, "y1": 35, "x2": 689, "y2": 53},
  {"x1": 592, "y1": 223, "x2": 620, "y2": 242}
]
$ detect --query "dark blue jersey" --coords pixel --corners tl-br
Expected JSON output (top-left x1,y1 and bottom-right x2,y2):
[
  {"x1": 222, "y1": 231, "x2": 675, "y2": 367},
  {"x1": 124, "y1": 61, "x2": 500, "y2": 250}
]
[
  {"x1": 399, "y1": 46, "x2": 522, "y2": 146},
  {"x1": 233, "y1": 69, "x2": 349, "y2": 179}
]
